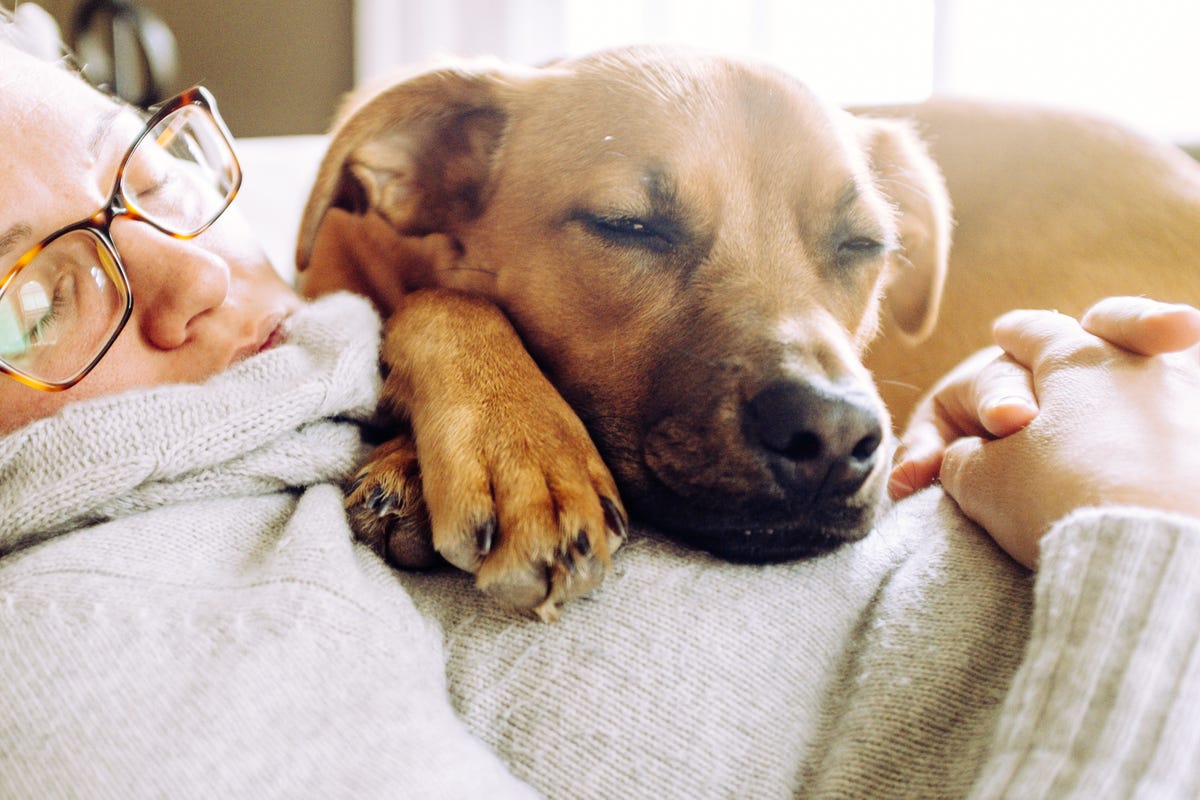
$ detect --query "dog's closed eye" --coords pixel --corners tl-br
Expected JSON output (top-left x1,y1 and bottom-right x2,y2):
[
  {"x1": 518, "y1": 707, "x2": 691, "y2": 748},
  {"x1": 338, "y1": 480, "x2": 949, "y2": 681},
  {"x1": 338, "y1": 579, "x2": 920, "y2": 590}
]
[
  {"x1": 578, "y1": 211, "x2": 681, "y2": 254},
  {"x1": 836, "y1": 236, "x2": 888, "y2": 266}
]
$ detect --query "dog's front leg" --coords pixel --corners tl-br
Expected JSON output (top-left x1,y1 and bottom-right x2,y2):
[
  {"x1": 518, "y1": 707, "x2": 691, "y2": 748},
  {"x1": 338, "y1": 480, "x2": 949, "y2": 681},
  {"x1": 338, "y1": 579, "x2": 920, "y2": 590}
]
[
  {"x1": 347, "y1": 429, "x2": 440, "y2": 568},
  {"x1": 346, "y1": 288, "x2": 628, "y2": 621}
]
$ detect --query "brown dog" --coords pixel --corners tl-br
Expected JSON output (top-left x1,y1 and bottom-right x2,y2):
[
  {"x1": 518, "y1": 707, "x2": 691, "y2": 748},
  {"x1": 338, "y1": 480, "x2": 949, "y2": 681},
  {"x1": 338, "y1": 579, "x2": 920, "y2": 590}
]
[{"x1": 296, "y1": 46, "x2": 1199, "y2": 618}]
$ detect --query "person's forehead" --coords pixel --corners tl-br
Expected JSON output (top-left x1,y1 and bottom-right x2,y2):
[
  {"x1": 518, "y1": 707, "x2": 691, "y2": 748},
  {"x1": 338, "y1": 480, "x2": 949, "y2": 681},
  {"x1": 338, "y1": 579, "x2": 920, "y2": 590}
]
[
  {"x1": 0, "y1": 47, "x2": 139, "y2": 174},
  {"x1": 1, "y1": 48, "x2": 120, "y2": 137},
  {"x1": 0, "y1": 46, "x2": 136, "y2": 247}
]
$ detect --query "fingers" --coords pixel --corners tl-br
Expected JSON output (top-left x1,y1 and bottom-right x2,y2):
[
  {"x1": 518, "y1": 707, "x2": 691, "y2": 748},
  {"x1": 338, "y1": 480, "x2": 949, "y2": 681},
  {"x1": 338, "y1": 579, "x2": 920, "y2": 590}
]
[
  {"x1": 889, "y1": 349, "x2": 991, "y2": 502},
  {"x1": 890, "y1": 346, "x2": 1037, "y2": 501},
  {"x1": 1080, "y1": 296, "x2": 1200, "y2": 355},
  {"x1": 939, "y1": 435, "x2": 1039, "y2": 569},
  {"x1": 967, "y1": 354, "x2": 1038, "y2": 437},
  {"x1": 937, "y1": 435, "x2": 985, "y2": 512},
  {"x1": 990, "y1": 308, "x2": 1088, "y2": 369},
  {"x1": 897, "y1": 297, "x2": 1198, "y2": 515},
  {"x1": 888, "y1": 425, "x2": 943, "y2": 500},
  {"x1": 907, "y1": 346, "x2": 1032, "y2": 439},
  {"x1": 918, "y1": 350, "x2": 1036, "y2": 444},
  {"x1": 992, "y1": 298, "x2": 1200, "y2": 370}
]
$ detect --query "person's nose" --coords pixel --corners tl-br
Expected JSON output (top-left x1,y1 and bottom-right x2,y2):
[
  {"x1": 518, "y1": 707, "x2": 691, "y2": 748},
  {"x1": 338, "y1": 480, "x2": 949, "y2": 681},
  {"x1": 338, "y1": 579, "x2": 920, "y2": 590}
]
[{"x1": 112, "y1": 219, "x2": 230, "y2": 350}]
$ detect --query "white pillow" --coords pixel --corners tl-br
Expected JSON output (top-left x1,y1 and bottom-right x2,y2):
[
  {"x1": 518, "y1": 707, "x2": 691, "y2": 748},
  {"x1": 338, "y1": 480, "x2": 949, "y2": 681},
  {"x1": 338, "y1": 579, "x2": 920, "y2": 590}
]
[{"x1": 233, "y1": 134, "x2": 328, "y2": 285}]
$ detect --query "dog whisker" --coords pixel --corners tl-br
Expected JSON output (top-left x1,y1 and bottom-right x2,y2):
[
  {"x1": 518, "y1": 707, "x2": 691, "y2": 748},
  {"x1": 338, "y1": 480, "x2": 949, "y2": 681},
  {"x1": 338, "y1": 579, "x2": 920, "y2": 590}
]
[
  {"x1": 437, "y1": 266, "x2": 499, "y2": 278},
  {"x1": 874, "y1": 378, "x2": 921, "y2": 392}
]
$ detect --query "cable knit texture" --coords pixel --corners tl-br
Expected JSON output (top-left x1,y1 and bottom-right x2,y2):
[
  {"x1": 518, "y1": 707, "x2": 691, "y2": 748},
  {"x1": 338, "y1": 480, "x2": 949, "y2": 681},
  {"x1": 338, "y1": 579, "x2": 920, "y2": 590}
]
[
  {"x1": 0, "y1": 293, "x2": 535, "y2": 799},
  {"x1": 0, "y1": 293, "x2": 381, "y2": 551},
  {"x1": 970, "y1": 507, "x2": 1200, "y2": 800},
  {"x1": 1, "y1": 291, "x2": 1197, "y2": 798}
]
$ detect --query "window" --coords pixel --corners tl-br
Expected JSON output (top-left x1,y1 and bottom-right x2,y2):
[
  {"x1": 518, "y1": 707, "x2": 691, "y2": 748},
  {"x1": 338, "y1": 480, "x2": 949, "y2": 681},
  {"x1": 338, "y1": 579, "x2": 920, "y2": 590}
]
[{"x1": 354, "y1": 0, "x2": 1200, "y2": 142}]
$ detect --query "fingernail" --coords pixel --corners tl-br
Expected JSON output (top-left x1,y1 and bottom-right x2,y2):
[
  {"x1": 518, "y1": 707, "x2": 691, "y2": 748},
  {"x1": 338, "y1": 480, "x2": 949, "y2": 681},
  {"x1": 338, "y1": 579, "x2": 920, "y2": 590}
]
[
  {"x1": 989, "y1": 395, "x2": 1036, "y2": 411},
  {"x1": 888, "y1": 471, "x2": 914, "y2": 501},
  {"x1": 985, "y1": 396, "x2": 1038, "y2": 434}
]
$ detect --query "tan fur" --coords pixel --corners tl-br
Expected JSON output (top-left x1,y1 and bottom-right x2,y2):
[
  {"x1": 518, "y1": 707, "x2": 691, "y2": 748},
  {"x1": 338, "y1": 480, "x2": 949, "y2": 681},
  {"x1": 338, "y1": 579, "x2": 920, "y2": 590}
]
[
  {"x1": 857, "y1": 99, "x2": 1200, "y2": 423},
  {"x1": 297, "y1": 46, "x2": 1197, "y2": 616},
  {"x1": 345, "y1": 289, "x2": 621, "y2": 621}
]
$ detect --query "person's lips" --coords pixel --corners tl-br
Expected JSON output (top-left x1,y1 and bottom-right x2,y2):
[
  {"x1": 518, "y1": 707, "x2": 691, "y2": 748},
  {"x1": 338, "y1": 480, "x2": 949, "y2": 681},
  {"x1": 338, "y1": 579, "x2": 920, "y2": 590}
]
[
  {"x1": 257, "y1": 316, "x2": 288, "y2": 353},
  {"x1": 233, "y1": 313, "x2": 289, "y2": 363}
]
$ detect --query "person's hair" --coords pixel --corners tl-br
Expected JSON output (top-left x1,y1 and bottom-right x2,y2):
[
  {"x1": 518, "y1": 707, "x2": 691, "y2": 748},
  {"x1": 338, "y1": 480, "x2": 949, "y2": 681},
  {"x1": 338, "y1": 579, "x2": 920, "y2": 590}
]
[{"x1": 1, "y1": 4, "x2": 74, "y2": 68}]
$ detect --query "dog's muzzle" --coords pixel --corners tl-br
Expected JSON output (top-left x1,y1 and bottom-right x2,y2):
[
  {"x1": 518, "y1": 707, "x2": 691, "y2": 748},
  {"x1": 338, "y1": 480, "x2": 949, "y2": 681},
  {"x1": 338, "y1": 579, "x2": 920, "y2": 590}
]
[{"x1": 633, "y1": 376, "x2": 889, "y2": 563}]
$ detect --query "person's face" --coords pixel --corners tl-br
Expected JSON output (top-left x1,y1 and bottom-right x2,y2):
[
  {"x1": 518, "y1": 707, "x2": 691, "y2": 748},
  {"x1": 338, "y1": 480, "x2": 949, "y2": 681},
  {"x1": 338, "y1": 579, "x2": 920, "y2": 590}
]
[{"x1": 0, "y1": 47, "x2": 302, "y2": 434}]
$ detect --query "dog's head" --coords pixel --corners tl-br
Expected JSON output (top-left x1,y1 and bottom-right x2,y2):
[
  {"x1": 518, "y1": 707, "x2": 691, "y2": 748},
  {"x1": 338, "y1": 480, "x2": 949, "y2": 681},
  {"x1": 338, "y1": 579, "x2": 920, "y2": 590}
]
[{"x1": 297, "y1": 46, "x2": 951, "y2": 562}]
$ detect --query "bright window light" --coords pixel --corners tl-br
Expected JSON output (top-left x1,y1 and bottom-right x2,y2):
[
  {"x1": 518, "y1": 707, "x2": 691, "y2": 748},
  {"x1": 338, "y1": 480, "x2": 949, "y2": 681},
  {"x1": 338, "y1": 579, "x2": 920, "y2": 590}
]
[
  {"x1": 354, "y1": 0, "x2": 1200, "y2": 141},
  {"x1": 563, "y1": 0, "x2": 935, "y2": 105},
  {"x1": 935, "y1": 0, "x2": 1200, "y2": 141}
]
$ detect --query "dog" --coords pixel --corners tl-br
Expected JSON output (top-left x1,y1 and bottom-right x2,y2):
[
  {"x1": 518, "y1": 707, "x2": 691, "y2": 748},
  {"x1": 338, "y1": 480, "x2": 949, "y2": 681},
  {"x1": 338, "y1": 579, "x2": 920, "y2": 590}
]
[{"x1": 295, "y1": 45, "x2": 1200, "y2": 619}]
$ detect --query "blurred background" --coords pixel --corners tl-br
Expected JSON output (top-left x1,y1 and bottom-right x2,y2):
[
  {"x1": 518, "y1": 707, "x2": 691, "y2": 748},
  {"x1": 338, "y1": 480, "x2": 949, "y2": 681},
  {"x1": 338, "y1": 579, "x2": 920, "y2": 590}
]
[{"x1": 22, "y1": 0, "x2": 1200, "y2": 146}]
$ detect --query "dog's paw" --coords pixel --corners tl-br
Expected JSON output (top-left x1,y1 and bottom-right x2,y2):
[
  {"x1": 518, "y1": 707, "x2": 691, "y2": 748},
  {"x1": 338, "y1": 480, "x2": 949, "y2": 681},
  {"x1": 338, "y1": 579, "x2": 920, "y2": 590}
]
[
  {"x1": 346, "y1": 434, "x2": 440, "y2": 569},
  {"x1": 346, "y1": 289, "x2": 630, "y2": 619},
  {"x1": 420, "y1": 403, "x2": 629, "y2": 621},
  {"x1": 346, "y1": 421, "x2": 629, "y2": 621}
]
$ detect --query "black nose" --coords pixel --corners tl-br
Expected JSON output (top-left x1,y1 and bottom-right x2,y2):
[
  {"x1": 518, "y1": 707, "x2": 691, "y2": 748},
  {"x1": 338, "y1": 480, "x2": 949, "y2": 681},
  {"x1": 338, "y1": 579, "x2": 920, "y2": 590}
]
[{"x1": 744, "y1": 379, "x2": 884, "y2": 496}]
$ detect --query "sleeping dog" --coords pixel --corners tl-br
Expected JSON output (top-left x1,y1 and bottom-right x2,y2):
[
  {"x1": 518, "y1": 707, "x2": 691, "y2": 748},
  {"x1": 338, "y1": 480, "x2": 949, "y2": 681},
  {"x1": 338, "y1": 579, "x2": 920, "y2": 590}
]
[{"x1": 296, "y1": 45, "x2": 1200, "y2": 619}]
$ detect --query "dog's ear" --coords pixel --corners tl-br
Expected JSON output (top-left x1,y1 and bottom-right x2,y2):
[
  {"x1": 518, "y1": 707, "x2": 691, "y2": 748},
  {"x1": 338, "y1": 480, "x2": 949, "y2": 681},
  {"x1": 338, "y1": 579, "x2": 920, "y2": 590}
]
[
  {"x1": 856, "y1": 116, "x2": 952, "y2": 342},
  {"x1": 296, "y1": 63, "x2": 522, "y2": 272}
]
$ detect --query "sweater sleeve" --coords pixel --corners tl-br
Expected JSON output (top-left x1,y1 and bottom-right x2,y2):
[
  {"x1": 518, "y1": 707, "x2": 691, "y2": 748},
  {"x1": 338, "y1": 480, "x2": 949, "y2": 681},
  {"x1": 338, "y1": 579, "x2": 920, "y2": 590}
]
[{"x1": 968, "y1": 506, "x2": 1200, "y2": 800}]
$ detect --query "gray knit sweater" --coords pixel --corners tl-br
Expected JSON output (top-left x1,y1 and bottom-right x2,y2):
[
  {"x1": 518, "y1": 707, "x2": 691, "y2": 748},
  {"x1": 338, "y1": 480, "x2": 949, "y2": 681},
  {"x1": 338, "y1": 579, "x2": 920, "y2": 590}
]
[{"x1": 1, "y1": 292, "x2": 1196, "y2": 799}]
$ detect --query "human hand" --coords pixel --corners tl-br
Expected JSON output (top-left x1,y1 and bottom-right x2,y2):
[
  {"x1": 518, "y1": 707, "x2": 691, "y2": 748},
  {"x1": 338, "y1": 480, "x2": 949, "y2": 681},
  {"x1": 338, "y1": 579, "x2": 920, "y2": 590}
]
[
  {"x1": 897, "y1": 296, "x2": 1200, "y2": 568},
  {"x1": 890, "y1": 297, "x2": 1200, "y2": 501},
  {"x1": 887, "y1": 345, "x2": 1038, "y2": 501}
]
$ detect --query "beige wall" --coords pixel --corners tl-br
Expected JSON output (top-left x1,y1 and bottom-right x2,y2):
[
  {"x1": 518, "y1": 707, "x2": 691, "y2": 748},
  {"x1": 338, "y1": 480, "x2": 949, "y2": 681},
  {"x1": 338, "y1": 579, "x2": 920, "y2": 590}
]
[{"x1": 35, "y1": 0, "x2": 352, "y2": 137}]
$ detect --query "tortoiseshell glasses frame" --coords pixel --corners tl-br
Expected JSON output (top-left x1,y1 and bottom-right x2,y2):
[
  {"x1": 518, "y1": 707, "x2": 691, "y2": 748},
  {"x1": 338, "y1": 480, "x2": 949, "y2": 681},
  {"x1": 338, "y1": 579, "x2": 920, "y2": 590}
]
[{"x1": 0, "y1": 86, "x2": 241, "y2": 391}]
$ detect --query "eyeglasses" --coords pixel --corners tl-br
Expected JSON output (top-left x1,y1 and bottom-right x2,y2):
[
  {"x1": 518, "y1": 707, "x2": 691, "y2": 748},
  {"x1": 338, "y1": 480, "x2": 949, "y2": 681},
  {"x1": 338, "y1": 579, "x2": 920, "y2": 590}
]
[{"x1": 0, "y1": 86, "x2": 240, "y2": 392}]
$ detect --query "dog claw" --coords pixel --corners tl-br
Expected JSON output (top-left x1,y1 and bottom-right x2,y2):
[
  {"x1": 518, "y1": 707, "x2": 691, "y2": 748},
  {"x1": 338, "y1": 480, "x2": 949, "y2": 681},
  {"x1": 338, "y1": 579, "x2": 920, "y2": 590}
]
[
  {"x1": 532, "y1": 597, "x2": 560, "y2": 624},
  {"x1": 375, "y1": 494, "x2": 398, "y2": 518},
  {"x1": 475, "y1": 517, "x2": 497, "y2": 556},
  {"x1": 602, "y1": 496, "x2": 629, "y2": 540},
  {"x1": 363, "y1": 485, "x2": 384, "y2": 511}
]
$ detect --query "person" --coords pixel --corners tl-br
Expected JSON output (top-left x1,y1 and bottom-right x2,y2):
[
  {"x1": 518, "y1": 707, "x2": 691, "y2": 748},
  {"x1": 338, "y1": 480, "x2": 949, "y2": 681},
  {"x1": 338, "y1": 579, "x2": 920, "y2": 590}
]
[
  {"x1": 0, "y1": 35, "x2": 535, "y2": 798},
  {"x1": 0, "y1": 45, "x2": 300, "y2": 433},
  {"x1": 1, "y1": 26, "x2": 1198, "y2": 800}
]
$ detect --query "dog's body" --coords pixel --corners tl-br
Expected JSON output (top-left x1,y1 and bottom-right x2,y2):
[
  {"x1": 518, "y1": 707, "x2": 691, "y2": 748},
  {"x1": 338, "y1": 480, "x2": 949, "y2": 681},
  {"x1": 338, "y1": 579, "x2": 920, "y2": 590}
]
[
  {"x1": 297, "y1": 46, "x2": 1200, "y2": 618},
  {"x1": 859, "y1": 98, "x2": 1200, "y2": 416}
]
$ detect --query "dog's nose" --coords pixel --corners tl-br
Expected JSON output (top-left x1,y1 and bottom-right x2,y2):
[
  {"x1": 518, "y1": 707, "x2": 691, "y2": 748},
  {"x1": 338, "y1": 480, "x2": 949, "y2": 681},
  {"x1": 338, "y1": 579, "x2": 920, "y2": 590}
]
[{"x1": 744, "y1": 380, "x2": 883, "y2": 496}]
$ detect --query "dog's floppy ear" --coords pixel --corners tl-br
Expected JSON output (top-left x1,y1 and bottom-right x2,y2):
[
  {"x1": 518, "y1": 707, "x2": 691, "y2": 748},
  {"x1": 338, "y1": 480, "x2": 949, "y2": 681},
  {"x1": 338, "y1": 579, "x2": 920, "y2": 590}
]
[
  {"x1": 296, "y1": 63, "x2": 522, "y2": 272},
  {"x1": 856, "y1": 117, "x2": 952, "y2": 342}
]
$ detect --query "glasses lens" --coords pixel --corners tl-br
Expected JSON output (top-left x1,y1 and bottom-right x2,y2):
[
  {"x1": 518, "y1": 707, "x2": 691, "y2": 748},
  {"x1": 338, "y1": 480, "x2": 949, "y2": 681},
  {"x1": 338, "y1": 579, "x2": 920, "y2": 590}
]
[
  {"x1": 120, "y1": 103, "x2": 241, "y2": 237},
  {"x1": 0, "y1": 230, "x2": 130, "y2": 387}
]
